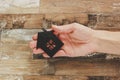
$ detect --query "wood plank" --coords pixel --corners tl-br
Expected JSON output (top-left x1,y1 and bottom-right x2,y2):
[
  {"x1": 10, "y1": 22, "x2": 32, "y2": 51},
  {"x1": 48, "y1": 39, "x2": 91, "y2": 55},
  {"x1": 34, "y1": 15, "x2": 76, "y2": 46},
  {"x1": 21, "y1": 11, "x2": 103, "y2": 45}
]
[
  {"x1": 89, "y1": 76, "x2": 120, "y2": 80},
  {"x1": 94, "y1": 14, "x2": 120, "y2": 31},
  {"x1": 0, "y1": 43, "x2": 33, "y2": 59},
  {"x1": 24, "y1": 75, "x2": 88, "y2": 80},
  {"x1": 0, "y1": 75, "x2": 23, "y2": 80},
  {"x1": 0, "y1": 0, "x2": 40, "y2": 14},
  {"x1": 0, "y1": 0, "x2": 120, "y2": 14},
  {"x1": 1, "y1": 44, "x2": 30, "y2": 52},
  {"x1": 40, "y1": 0, "x2": 120, "y2": 13},
  {"x1": 53, "y1": 59, "x2": 120, "y2": 76},
  {"x1": 1, "y1": 29, "x2": 40, "y2": 43},
  {"x1": 1, "y1": 75, "x2": 120, "y2": 80},
  {"x1": 0, "y1": 49, "x2": 31, "y2": 60},
  {"x1": 0, "y1": 13, "x2": 120, "y2": 30},
  {"x1": 0, "y1": 29, "x2": 38, "y2": 60},
  {"x1": 0, "y1": 14, "x2": 88, "y2": 29},
  {"x1": 0, "y1": 14, "x2": 44, "y2": 28},
  {"x1": 0, "y1": 59, "x2": 48, "y2": 75},
  {"x1": 45, "y1": 13, "x2": 88, "y2": 25}
]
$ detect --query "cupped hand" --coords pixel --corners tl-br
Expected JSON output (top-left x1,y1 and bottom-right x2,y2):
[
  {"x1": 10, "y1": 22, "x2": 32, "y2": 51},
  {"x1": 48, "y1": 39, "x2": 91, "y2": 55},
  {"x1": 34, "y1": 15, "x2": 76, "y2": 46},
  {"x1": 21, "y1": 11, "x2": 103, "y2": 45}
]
[{"x1": 29, "y1": 23, "x2": 97, "y2": 58}]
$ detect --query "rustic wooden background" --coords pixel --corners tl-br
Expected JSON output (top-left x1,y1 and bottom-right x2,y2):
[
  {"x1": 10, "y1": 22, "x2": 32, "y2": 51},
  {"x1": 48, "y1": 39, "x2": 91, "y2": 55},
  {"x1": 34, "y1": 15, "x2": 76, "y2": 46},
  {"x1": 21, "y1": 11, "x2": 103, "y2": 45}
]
[{"x1": 0, "y1": 0, "x2": 120, "y2": 80}]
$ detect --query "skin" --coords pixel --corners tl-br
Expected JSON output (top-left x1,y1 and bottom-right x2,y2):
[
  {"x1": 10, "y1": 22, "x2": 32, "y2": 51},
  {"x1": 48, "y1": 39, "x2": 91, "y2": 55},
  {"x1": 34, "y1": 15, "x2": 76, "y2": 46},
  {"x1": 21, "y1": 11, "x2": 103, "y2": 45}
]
[{"x1": 29, "y1": 23, "x2": 120, "y2": 58}]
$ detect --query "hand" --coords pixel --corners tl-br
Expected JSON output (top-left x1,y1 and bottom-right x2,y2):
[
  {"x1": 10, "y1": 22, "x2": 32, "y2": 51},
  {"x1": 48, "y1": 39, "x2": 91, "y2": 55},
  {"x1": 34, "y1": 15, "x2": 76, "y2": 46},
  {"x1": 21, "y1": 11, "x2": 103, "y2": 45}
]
[{"x1": 29, "y1": 23, "x2": 97, "y2": 58}]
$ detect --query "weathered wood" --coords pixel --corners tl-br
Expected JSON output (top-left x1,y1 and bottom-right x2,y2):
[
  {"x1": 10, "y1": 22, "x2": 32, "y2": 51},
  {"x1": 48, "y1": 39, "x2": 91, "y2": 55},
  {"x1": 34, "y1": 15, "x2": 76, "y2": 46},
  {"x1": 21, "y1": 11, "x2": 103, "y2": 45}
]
[
  {"x1": 0, "y1": 0, "x2": 40, "y2": 14},
  {"x1": 0, "y1": 0, "x2": 120, "y2": 79},
  {"x1": 0, "y1": 14, "x2": 120, "y2": 30},
  {"x1": 0, "y1": 49, "x2": 31, "y2": 60},
  {"x1": 89, "y1": 76, "x2": 120, "y2": 80},
  {"x1": 0, "y1": 14, "x2": 44, "y2": 28},
  {"x1": 0, "y1": 14, "x2": 88, "y2": 29},
  {"x1": 40, "y1": 0, "x2": 120, "y2": 13},
  {"x1": 44, "y1": 13, "x2": 88, "y2": 25},
  {"x1": 1, "y1": 44, "x2": 30, "y2": 52},
  {"x1": 0, "y1": 0, "x2": 120, "y2": 14},
  {"x1": 1, "y1": 75, "x2": 120, "y2": 80},
  {"x1": 0, "y1": 75, "x2": 23, "y2": 80},
  {"x1": 24, "y1": 75, "x2": 88, "y2": 80},
  {"x1": 1, "y1": 29, "x2": 40, "y2": 43},
  {"x1": 95, "y1": 14, "x2": 120, "y2": 31},
  {"x1": 0, "y1": 59, "x2": 48, "y2": 75},
  {"x1": 53, "y1": 59, "x2": 120, "y2": 76}
]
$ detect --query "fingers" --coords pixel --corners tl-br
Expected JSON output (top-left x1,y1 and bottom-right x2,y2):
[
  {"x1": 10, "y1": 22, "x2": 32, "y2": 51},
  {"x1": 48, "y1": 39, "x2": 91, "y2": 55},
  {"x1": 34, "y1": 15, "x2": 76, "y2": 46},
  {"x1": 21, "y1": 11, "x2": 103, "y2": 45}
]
[
  {"x1": 52, "y1": 24, "x2": 75, "y2": 34},
  {"x1": 42, "y1": 50, "x2": 67, "y2": 58},
  {"x1": 33, "y1": 48, "x2": 50, "y2": 58},
  {"x1": 33, "y1": 49, "x2": 67, "y2": 58},
  {"x1": 32, "y1": 48, "x2": 50, "y2": 58},
  {"x1": 32, "y1": 33, "x2": 38, "y2": 40},
  {"x1": 53, "y1": 50, "x2": 67, "y2": 57},
  {"x1": 29, "y1": 40, "x2": 44, "y2": 54},
  {"x1": 42, "y1": 53, "x2": 50, "y2": 58},
  {"x1": 32, "y1": 48, "x2": 67, "y2": 58},
  {"x1": 33, "y1": 48, "x2": 44, "y2": 54},
  {"x1": 29, "y1": 41, "x2": 37, "y2": 49}
]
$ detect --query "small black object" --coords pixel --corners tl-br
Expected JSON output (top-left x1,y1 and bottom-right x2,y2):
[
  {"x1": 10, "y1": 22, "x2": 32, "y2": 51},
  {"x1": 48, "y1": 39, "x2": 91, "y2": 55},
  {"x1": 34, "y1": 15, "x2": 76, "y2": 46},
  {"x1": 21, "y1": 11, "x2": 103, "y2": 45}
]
[{"x1": 37, "y1": 28, "x2": 64, "y2": 57}]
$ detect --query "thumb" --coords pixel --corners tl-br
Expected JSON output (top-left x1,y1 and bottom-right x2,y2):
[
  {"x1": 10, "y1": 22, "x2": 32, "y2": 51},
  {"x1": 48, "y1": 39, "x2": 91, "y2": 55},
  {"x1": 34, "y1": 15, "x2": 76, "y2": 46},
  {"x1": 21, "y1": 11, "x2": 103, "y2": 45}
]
[{"x1": 52, "y1": 24, "x2": 75, "y2": 34}]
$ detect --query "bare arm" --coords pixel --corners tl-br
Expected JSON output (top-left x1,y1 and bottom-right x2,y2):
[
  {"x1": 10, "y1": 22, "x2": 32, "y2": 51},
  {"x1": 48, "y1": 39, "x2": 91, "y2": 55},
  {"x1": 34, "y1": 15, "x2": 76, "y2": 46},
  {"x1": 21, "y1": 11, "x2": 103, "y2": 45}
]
[
  {"x1": 30, "y1": 23, "x2": 120, "y2": 57},
  {"x1": 95, "y1": 30, "x2": 120, "y2": 55}
]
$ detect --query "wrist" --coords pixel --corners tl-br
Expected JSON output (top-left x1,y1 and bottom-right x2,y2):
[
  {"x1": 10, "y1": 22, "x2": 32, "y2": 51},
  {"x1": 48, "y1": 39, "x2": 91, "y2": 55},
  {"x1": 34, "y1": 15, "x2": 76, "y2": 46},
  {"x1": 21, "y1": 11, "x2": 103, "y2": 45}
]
[
  {"x1": 93, "y1": 30, "x2": 120, "y2": 55},
  {"x1": 93, "y1": 30, "x2": 109, "y2": 53},
  {"x1": 92, "y1": 30, "x2": 101, "y2": 53}
]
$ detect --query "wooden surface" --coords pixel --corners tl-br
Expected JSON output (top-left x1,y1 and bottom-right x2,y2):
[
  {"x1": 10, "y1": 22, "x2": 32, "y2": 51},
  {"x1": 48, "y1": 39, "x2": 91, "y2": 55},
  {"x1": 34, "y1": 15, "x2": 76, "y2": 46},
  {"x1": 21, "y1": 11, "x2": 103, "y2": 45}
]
[
  {"x1": 40, "y1": 0, "x2": 120, "y2": 13},
  {"x1": 0, "y1": 0, "x2": 120, "y2": 80},
  {"x1": 0, "y1": 14, "x2": 120, "y2": 30},
  {"x1": 0, "y1": 0, "x2": 40, "y2": 14},
  {"x1": 0, "y1": 14, "x2": 88, "y2": 29}
]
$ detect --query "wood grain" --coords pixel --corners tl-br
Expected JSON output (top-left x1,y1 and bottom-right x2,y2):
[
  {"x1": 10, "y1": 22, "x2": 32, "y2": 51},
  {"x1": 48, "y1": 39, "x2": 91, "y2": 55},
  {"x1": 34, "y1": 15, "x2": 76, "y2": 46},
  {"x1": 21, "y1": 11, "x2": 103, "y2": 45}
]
[
  {"x1": 0, "y1": 0, "x2": 40, "y2": 14},
  {"x1": 53, "y1": 59, "x2": 120, "y2": 76},
  {"x1": 0, "y1": 14, "x2": 44, "y2": 29},
  {"x1": 0, "y1": 75, "x2": 23, "y2": 80},
  {"x1": 40, "y1": 0, "x2": 120, "y2": 13},
  {"x1": 0, "y1": 14, "x2": 88, "y2": 29},
  {"x1": 24, "y1": 75, "x2": 88, "y2": 80},
  {"x1": 95, "y1": 14, "x2": 120, "y2": 31},
  {"x1": 0, "y1": 59, "x2": 47, "y2": 75},
  {"x1": 0, "y1": 0, "x2": 120, "y2": 79}
]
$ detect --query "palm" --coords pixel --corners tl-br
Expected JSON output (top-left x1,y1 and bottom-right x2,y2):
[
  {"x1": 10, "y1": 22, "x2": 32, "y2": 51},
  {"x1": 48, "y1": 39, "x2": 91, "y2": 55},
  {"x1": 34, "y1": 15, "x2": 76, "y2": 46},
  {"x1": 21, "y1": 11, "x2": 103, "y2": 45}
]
[{"x1": 58, "y1": 33, "x2": 95, "y2": 57}]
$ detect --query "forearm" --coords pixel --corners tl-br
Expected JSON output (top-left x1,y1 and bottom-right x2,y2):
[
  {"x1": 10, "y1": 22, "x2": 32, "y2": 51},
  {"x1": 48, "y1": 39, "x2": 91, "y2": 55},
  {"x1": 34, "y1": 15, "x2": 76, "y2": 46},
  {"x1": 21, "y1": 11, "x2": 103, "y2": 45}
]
[{"x1": 94, "y1": 30, "x2": 120, "y2": 55}]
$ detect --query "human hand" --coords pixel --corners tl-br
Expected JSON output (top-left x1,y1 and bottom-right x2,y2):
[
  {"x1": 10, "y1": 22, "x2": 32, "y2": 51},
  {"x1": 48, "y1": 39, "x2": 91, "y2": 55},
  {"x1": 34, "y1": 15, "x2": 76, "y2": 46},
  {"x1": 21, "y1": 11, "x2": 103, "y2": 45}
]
[{"x1": 29, "y1": 23, "x2": 98, "y2": 58}]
